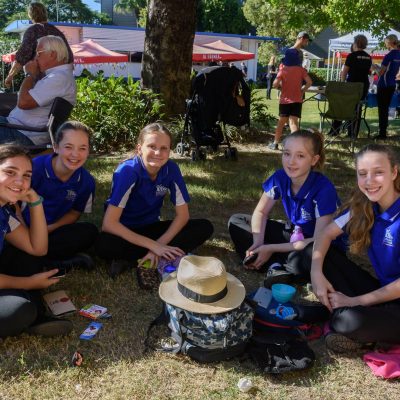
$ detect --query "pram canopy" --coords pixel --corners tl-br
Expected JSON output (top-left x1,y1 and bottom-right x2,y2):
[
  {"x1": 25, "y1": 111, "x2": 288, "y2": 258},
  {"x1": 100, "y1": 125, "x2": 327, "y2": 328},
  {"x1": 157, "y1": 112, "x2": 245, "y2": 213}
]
[{"x1": 191, "y1": 66, "x2": 251, "y2": 130}]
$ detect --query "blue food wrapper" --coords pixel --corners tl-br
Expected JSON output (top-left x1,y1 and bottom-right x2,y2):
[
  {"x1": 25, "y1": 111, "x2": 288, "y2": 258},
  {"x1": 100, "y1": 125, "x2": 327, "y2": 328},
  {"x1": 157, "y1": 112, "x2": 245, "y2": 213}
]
[{"x1": 79, "y1": 321, "x2": 103, "y2": 340}]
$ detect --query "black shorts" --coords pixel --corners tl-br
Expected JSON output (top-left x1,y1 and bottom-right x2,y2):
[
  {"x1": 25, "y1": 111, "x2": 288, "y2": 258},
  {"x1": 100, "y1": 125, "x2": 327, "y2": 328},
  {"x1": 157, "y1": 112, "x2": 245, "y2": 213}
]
[{"x1": 279, "y1": 102, "x2": 302, "y2": 118}]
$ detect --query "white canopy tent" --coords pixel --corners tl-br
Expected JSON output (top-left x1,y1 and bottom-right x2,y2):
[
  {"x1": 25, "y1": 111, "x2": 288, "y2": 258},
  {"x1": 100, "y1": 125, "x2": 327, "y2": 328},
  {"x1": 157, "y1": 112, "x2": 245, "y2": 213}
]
[{"x1": 327, "y1": 29, "x2": 400, "y2": 81}]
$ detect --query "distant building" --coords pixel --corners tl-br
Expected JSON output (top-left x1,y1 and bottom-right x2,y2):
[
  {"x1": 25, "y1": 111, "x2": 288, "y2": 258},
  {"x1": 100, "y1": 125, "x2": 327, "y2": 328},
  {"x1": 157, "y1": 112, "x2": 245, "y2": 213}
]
[
  {"x1": 306, "y1": 27, "x2": 340, "y2": 66},
  {"x1": 101, "y1": 0, "x2": 137, "y2": 27}
]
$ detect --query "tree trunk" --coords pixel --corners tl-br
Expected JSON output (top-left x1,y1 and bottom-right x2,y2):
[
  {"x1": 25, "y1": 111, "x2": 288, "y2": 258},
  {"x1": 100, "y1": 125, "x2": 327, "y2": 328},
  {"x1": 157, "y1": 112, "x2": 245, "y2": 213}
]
[{"x1": 142, "y1": 0, "x2": 197, "y2": 116}]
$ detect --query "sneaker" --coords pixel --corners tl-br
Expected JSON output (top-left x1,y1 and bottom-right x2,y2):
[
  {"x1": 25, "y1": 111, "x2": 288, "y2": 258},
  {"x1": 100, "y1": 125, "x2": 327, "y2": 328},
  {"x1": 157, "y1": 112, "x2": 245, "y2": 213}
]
[
  {"x1": 108, "y1": 259, "x2": 131, "y2": 279},
  {"x1": 56, "y1": 253, "x2": 95, "y2": 272},
  {"x1": 267, "y1": 142, "x2": 279, "y2": 150},
  {"x1": 264, "y1": 263, "x2": 294, "y2": 289},
  {"x1": 25, "y1": 317, "x2": 73, "y2": 337},
  {"x1": 325, "y1": 332, "x2": 363, "y2": 353}
]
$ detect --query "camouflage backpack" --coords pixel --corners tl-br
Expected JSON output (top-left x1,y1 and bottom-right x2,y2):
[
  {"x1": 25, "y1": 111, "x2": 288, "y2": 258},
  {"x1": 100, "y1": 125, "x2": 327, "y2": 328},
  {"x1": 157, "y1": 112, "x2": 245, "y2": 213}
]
[{"x1": 145, "y1": 301, "x2": 254, "y2": 363}]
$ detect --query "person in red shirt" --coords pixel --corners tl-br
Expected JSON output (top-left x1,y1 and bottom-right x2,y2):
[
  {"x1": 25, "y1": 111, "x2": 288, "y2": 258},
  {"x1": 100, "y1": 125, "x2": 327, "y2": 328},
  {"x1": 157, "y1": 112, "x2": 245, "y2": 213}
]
[{"x1": 268, "y1": 49, "x2": 312, "y2": 150}]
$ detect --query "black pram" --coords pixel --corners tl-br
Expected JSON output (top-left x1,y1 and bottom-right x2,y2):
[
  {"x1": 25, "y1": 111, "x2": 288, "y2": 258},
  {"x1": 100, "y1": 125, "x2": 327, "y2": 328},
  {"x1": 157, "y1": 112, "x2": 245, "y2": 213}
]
[{"x1": 175, "y1": 66, "x2": 250, "y2": 160}]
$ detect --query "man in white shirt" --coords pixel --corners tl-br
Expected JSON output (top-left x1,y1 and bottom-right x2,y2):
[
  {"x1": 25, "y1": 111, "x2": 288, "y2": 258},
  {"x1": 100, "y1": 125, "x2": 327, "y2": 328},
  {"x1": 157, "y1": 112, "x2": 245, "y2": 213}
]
[{"x1": 0, "y1": 35, "x2": 76, "y2": 146}]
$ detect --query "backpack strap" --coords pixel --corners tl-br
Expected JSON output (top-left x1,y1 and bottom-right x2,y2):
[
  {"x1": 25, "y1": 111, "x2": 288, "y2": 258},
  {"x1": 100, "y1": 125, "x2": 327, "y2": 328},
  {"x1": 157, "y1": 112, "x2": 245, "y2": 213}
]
[{"x1": 143, "y1": 302, "x2": 169, "y2": 353}]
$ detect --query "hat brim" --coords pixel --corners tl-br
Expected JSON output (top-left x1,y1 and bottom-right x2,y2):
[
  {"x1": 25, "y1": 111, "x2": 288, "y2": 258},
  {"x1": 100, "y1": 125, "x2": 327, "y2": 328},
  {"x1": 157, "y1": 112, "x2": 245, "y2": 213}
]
[{"x1": 159, "y1": 271, "x2": 246, "y2": 314}]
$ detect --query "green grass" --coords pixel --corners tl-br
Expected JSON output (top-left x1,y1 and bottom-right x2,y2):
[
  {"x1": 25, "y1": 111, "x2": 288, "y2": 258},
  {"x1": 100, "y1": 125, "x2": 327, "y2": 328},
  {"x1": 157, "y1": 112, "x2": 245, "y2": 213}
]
[
  {"x1": 261, "y1": 88, "x2": 400, "y2": 135},
  {"x1": 1, "y1": 100, "x2": 400, "y2": 399}
]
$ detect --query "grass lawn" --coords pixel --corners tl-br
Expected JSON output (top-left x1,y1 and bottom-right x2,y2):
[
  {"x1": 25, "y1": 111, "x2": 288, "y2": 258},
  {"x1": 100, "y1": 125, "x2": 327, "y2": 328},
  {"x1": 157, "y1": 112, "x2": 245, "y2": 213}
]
[{"x1": 1, "y1": 94, "x2": 400, "y2": 399}]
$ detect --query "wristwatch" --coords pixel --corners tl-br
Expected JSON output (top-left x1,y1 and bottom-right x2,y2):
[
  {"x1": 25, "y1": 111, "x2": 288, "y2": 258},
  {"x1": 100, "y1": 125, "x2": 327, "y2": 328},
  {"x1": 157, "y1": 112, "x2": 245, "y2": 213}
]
[{"x1": 24, "y1": 72, "x2": 35, "y2": 79}]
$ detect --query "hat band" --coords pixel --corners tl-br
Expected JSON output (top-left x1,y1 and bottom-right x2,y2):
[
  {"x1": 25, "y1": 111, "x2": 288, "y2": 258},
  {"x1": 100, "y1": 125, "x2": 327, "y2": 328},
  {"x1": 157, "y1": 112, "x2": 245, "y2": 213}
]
[{"x1": 178, "y1": 282, "x2": 228, "y2": 304}]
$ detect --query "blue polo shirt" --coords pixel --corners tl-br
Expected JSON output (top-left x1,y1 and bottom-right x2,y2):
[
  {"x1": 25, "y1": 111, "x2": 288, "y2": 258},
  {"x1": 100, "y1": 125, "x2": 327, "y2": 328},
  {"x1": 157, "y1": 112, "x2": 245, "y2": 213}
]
[
  {"x1": 0, "y1": 206, "x2": 20, "y2": 253},
  {"x1": 335, "y1": 197, "x2": 400, "y2": 286},
  {"x1": 378, "y1": 49, "x2": 400, "y2": 88},
  {"x1": 22, "y1": 154, "x2": 95, "y2": 226},
  {"x1": 106, "y1": 156, "x2": 190, "y2": 228},
  {"x1": 263, "y1": 169, "x2": 340, "y2": 238}
]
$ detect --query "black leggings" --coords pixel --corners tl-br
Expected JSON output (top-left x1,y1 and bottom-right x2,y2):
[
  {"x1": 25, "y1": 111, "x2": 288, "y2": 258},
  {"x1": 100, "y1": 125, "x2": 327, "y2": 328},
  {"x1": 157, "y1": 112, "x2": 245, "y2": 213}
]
[
  {"x1": 377, "y1": 85, "x2": 396, "y2": 136},
  {"x1": 0, "y1": 222, "x2": 99, "y2": 276},
  {"x1": 229, "y1": 215, "x2": 307, "y2": 273},
  {"x1": 0, "y1": 289, "x2": 43, "y2": 338},
  {"x1": 95, "y1": 219, "x2": 214, "y2": 262},
  {"x1": 314, "y1": 245, "x2": 400, "y2": 344}
]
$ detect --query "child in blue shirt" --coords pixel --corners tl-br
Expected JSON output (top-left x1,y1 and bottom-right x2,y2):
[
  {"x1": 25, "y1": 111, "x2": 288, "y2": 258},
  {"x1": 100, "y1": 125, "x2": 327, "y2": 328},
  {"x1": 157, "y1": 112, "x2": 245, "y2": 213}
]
[
  {"x1": 0, "y1": 144, "x2": 71, "y2": 338},
  {"x1": 229, "y1": 129, "x2": 342, "y2": 286},
  {"x1": 311, "y1": 144, "x2": 400, "y2": 352},
  {"x1": 1, "y1": 121, "x2": 98, "y2": 276},
  {"x1": 95, "y1": 122, "x2": 213, "y2": 281}
]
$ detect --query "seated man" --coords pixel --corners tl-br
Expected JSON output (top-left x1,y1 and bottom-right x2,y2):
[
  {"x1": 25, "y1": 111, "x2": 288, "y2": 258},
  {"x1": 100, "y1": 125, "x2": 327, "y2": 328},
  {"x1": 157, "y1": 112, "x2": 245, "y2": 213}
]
[{"x1": 0, "y1": 35, "x2": 76, "y2": 146}]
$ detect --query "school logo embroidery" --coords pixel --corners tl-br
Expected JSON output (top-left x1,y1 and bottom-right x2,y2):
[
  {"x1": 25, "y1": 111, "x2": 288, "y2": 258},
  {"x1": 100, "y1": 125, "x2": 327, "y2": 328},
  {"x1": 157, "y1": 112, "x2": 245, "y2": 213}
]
[
  {"x1": 155, "y1": 184, "x2": 168, "y2": 196},
  {"x1": 383, "y1": 228, "x2": 394, "y2": 247},
  {"x1": 65, "y1": 189, "x2": 77, "y2": 202},
  {"x1": 300, "y1": 208, "x2": 312, "y2": 221}
]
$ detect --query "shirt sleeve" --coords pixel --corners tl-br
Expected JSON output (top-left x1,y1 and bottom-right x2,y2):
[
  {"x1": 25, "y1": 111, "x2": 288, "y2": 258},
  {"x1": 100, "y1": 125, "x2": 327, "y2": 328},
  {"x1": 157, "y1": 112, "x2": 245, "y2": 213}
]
[
  {"x1": 8, "y1": 214, "x2": 20, "y2": 232},
  {"x1": 312, "y1": 180, "x2": 340, "y2": 218},
  {"x1": 262, "y1": 171, "x2": 282, "y2": 200},
  {"x1": 108, "y1": 164, "x2": 138, "y2": 209},
  {"x1": 334, "y1": 209, "x2": 350, "y2": 231},
  {"x1": 344, "y1": 53, "x2": 354, "y2": 68},
  {"x1": 15, "y1": 26, "x2": 37, "y2": 66},
  {"x1": 72, "y1": 173, "x2": 96, "y2": 214},
  {"x1": 29, "y1": 72, "x2": 69, "y2": 107},
  {"x1": 381, "y1": 52, "x2": 392, "y2": 67},
  {"x1": 168, "y1": 163, "x2": 190, "y2": 206}
]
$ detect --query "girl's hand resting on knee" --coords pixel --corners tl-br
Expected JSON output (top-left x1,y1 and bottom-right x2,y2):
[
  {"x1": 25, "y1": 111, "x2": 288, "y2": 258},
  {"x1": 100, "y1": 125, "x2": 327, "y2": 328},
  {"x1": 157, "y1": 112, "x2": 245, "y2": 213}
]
[
  {"x1": 328, "y1": 292, "x2": 360, "y2": 309},
  {"x1": 311, "y1": 270, "x2": 335, "y2": 311}
]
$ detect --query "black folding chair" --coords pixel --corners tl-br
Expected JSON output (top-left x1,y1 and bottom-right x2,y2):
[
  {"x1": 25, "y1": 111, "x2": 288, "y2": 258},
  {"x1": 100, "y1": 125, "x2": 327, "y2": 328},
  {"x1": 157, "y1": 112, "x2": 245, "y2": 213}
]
[
  {"x1": 0, "y1": 96, "x2": 73, "y2": 153},
  {"x1": 320, "y1": 81, "x2": 364, "y2": 152}
]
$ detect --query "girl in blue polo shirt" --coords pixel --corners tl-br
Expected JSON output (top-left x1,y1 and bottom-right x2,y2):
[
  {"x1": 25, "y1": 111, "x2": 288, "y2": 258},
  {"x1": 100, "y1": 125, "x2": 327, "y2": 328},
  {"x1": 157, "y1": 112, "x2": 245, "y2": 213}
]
[
  {"x1": 95, "y1": 122, "x2": 213, "y2": 282},
  {"x1": 311, "y1": 144, "x2": 400, "y2": 352},
  {"x1": 229, "y1": 129, "x2": 342, "y2": 286},
  {"x1": 0, "y1": 144, "x2": 72, "y2": 338},
  {"x1": 2, "y1": 121, "x2": 98, "y2": 276}
]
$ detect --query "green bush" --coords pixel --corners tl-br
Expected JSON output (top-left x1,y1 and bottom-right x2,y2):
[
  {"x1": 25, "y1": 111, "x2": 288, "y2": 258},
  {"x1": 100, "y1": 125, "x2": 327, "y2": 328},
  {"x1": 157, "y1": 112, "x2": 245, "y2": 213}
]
[
  {"x1": 72, "y1": 75, "x2": 164, "y2": 152},
  {"x1": 309, "y1": 67, "x2": 327, "y2": 86},
  {"x1": 249, "y1": 89, "x2": 276, "y2": 130}
]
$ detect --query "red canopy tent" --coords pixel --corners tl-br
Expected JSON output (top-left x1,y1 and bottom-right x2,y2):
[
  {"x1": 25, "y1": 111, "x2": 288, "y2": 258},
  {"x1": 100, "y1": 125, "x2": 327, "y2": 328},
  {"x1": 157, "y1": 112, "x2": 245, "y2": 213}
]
[
  {"x1": 70, "y1": 39, "x2": 128, "y2": 64},
  {"x1": 1, "y1": 39, "x2": 128, "y2": 64},
  {"x1": 192, "y1": 40, "x2": 254, "y2": 62}
]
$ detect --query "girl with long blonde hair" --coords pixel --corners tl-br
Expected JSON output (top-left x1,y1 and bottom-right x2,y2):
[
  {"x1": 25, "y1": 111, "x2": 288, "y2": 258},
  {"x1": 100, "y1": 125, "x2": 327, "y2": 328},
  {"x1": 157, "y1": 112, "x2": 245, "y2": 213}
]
[{"x1": 311, "y1": 144, "x2": 400, "y2": 352}]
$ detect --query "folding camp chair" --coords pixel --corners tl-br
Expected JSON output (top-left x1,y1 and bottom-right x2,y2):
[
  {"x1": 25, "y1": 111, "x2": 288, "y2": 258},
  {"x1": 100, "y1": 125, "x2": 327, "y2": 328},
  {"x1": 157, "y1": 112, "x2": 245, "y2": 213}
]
[
  {"x1": 0, "y1": 96, "x2": 73, "y2": 154},
  {"x1": 320, "y1": 81, "x2": 364, "y2": 152}
]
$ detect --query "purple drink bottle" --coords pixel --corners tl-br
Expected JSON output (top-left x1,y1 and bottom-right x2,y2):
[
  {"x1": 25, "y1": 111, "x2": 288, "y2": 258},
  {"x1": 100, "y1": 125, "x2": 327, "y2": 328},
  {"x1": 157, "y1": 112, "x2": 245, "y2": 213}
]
[{"x1": 290, "y1": 225, "x2": 304, "y2": 243}]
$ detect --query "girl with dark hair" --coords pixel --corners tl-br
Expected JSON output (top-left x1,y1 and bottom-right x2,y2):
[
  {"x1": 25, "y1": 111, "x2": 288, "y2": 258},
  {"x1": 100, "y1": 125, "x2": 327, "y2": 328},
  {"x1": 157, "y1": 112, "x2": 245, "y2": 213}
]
[
  {"x1": 229, "y1": 129, "x2": 344, "y2": 286},
  {"x1": 95, "y1": 122, "x2": 213, "y2": 283},
  {"x1": 1, "y1": 121, "x2": 98, "y2": 276},
  {"x1": 311, "y1": 144, "x2": 400, "y2": 352},
  {"x1": 0, "y1": 144, "x2": 71, "y2": 337}
]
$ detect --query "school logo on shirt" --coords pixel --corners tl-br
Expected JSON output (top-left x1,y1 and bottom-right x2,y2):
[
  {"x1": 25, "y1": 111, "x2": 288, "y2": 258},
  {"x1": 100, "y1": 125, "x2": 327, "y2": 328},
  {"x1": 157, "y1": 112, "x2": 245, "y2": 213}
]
[
  {"x1": 65, "y1": 189, "x2": 77, "y2": 202},
  {"x1": 300, "y1": 207, "x2": 312, "y2": 221},
  {"x1": 155, "y1": 184, "x2": 168, "y2": 196},
  {"x1": 383, "y1": 228, "x2": 394, "y2": 247}
]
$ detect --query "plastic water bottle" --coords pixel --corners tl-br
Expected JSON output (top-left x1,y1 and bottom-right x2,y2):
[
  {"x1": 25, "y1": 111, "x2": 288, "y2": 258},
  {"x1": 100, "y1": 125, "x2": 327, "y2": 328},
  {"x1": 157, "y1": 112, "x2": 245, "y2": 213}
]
[{"x1": 290, "y1": 225, "x2": 304, "y2": 243}]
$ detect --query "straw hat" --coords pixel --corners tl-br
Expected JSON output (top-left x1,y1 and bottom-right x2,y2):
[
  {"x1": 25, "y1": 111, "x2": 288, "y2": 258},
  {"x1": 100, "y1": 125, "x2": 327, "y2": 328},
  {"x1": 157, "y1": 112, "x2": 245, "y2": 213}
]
[{"x1": 159, "y1": 255, "x2": 245, "y2": 314}]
